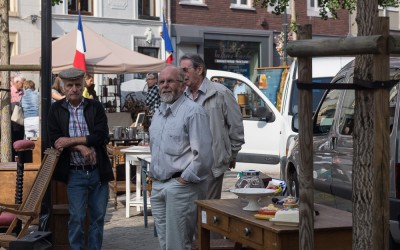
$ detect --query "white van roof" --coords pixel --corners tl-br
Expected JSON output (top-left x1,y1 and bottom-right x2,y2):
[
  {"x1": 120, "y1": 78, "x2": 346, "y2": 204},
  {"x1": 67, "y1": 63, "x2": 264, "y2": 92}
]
[{"x1": 295, "y1": 57, "x2": 355, "y2": 78}]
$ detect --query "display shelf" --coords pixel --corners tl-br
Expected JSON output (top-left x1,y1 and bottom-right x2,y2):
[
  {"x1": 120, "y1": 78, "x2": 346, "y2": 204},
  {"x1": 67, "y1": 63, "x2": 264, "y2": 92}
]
[{"x1": 99, "y1": 75, "x2": 124, "y2": 112}]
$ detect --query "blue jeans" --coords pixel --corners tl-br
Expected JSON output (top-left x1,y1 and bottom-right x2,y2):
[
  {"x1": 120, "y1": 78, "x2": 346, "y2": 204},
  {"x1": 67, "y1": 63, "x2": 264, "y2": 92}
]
[{"x1": 67, "y1": 169, "x2": 109, "y2": 250}]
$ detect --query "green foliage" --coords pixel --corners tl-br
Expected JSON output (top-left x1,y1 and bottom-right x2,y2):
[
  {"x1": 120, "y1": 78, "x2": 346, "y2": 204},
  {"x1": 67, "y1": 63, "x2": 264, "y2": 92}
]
[
  {"x1": 51, "y1": 0, "x2": 63, "y2": 6},
  {"x1": 254, "y1": 0, "x2": 399, "y2": 20}
]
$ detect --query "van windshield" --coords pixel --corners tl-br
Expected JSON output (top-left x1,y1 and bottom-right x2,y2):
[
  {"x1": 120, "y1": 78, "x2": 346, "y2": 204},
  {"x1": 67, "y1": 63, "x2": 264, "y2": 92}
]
[{"x1": 289, "y1": 77, "x2": 333, "y2": 115}]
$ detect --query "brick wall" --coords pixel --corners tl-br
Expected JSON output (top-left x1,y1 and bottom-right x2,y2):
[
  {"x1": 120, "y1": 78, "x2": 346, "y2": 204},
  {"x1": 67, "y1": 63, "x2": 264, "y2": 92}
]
[{"x1": 173, "y1": 0, "x2": 349, "y2": 36}]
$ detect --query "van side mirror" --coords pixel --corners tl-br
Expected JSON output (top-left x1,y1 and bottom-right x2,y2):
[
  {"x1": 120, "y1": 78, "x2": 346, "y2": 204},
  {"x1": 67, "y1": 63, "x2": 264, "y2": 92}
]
[
  {"x1": 252, "y1": 106, "x2": 275, "y2": 123},
  {"x1": 292, "y1": 113, "x2": 299, "y2": 132}
]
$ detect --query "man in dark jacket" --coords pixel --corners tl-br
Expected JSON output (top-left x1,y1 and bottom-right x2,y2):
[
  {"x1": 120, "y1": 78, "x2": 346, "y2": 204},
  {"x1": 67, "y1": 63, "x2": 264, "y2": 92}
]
[{"x1": 48, "y1": 68, "x2": 113, "y2": 250}]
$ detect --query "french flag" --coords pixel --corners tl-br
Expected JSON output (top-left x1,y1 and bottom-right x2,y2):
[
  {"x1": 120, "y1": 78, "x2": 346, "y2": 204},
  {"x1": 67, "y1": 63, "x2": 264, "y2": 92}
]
[
  {"x1": 162, "y1": 15, "x2": 174, "y2": 64},
  {"x1": 73, "y1": 11, "x2": 87, "y2": 72}
]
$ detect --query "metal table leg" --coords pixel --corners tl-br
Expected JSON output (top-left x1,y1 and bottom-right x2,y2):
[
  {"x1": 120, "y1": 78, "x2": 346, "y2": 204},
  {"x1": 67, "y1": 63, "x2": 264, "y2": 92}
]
[{"x1": 141, "y1": 159, "x2": 148, "y2": 228}]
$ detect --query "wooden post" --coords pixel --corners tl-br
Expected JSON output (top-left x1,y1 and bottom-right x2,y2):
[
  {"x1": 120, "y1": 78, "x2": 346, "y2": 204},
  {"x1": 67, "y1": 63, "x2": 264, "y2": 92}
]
[
  {"x1": 371, "y1": 17, "x2": 390, "y2": 250},
  {"x1": 297, "y1": 24, "x2": 314, "y2": 250},
  {"x1": 0, "y1": 0, "x2": 12, "y2": 162}
]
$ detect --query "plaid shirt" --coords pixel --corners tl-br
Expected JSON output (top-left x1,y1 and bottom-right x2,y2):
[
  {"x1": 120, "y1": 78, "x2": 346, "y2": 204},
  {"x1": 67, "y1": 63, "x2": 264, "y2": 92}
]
[
  {"x1": 68, "y1": 100, "x2": 95, "y2": 166},
  {"x1": 146, "y1": 84, "x2": 160, "y2": 114}
]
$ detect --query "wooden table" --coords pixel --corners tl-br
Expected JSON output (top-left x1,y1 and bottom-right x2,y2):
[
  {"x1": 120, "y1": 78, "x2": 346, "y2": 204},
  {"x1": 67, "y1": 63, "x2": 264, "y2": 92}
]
[{"x1": 196, "y1": 199, "x2": 352, "y2": 250}]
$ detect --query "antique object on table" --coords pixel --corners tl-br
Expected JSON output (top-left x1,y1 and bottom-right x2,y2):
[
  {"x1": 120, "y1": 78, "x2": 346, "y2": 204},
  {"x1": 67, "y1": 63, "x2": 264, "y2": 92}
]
[
  {"x1": 230, "y1": 188, "x2": 275, "y2": 211},
  {"x1": 235, "y1": 170, "x2": 264, "y2": 188},
  {"x1": 270, "y1": 208, "x2": 300, "y2": 226},
  {"x1": 126, "y1": 127, "x2": 137, "y2": 139},
  {"x1": 112, "y1": 126, "x2": 124, "y2": 139},
  {"x1": 282, "y1": 195, "x2": 299, "y2": 208}
]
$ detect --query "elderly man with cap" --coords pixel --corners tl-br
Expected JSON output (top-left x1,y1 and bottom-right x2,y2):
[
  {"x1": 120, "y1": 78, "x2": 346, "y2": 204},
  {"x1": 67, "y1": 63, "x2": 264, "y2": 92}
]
[{"x1": 47, "y1": 68, "x2": 113, "y2": 250}]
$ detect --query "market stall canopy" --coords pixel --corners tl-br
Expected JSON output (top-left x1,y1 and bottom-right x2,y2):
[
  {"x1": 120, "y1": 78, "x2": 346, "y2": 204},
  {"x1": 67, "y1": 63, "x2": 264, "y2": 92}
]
[{"x1": 11, "y1": 25, "x2": 166, "y2": 74}]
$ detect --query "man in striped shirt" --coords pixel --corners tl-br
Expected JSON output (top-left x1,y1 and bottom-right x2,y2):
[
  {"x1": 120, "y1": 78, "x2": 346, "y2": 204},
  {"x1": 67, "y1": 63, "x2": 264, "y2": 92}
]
[{"x1": 145, "y1": 72, "x2": 160, "y2": 115}]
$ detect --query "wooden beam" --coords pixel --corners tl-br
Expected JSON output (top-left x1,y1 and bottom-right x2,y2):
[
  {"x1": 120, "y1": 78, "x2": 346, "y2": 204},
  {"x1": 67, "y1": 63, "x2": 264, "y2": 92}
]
[
  {"x1": 0, "y1": 64, "x2": 41, "y2": 71},
  {"x1": 297, "y1": 24, "x2": 315, "y2": 250},
  {"x1": 287, "y1": 35, "x2": 383, "y2": 57}
]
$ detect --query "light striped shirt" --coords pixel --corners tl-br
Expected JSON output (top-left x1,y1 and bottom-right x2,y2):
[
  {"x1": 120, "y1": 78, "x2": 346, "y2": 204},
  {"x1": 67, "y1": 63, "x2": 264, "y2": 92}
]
[{"x1": 149, "y1": 95, "x2": 213, "y2": 183}]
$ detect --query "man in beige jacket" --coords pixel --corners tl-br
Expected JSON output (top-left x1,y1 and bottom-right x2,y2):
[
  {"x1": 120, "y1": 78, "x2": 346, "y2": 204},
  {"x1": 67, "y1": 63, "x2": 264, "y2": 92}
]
[{"x1": 179, "y1": 53, "x2": 245, "y2": 200}]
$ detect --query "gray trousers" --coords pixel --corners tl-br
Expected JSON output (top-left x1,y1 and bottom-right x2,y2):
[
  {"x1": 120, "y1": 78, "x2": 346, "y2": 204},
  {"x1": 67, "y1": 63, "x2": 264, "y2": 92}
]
[
  {"x1": 206, "y1": 173, "x2": 224, "y2": 200},
  {"x1": 150, "y1": 179, "x2": 207, "y2": 250}
]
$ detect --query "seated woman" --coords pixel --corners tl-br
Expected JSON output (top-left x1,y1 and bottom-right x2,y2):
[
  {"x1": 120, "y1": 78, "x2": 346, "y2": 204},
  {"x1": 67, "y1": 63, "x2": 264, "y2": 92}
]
[
  {"x1": 20, "y1": 80, "x2": 39, "y2": 139},
  {"x1": 51, "y1": 76, "x2": 65, "y2": 102}
]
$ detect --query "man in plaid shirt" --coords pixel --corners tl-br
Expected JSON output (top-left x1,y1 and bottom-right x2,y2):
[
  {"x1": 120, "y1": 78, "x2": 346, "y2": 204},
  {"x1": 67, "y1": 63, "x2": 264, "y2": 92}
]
[{"x1": 145, "y1": 73, "x2": 160, "y2": 115}]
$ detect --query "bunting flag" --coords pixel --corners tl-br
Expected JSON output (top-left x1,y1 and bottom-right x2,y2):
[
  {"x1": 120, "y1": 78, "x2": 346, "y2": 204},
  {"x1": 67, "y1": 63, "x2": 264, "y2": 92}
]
[
  {"x1": 73, "y1": 11, "x2": 87, "y2": 72},
  {"x1": 162, "y1": 15, "x2": 174, "y2": 64}
]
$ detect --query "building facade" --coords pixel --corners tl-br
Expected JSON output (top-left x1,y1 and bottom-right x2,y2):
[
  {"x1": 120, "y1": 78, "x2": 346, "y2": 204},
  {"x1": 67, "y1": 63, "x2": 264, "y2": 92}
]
[{"x1": 171, "y1": 0, "x2": 350, "y2": 82}]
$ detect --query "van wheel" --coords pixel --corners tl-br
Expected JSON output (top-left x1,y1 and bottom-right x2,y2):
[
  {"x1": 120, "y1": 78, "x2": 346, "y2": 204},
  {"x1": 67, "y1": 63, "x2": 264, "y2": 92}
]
[{"x1": 288, "y1": 171, "x2": 299, "y2": 197}]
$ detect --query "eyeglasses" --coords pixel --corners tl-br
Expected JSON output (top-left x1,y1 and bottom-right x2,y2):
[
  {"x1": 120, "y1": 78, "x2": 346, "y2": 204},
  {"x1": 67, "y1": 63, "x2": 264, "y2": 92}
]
[
  {"x1": 146, "y1": 78, "x2": 155, "y2": 81},
  {"x1": 181, "y1": 66, "x2": 194, "y2": 73},
  {"x1": 158, "y1": 79, "x2": 183, "y2": 86}
]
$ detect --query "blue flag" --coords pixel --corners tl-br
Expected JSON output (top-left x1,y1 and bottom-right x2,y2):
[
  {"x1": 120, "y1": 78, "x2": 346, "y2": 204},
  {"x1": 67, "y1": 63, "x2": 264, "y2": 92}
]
[{"x1": 162, "y1": 15, "x2": 174, "y2": 63}]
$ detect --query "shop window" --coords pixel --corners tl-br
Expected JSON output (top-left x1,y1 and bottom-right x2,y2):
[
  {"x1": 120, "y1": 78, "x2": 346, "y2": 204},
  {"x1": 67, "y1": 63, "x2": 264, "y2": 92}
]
[
  {"x1": 68, "y1": 0, "x2": 93, "y2": 16},
  {"x1": 309, "y1": 0, "x2": 322, "y2": 8},
  {"x1": 230, "y1": 0, "x2": 251, "y2": 8},
  {"x1": 139, "y1": 0, "x2": 160, "y2": 20},
  {"x1": 308, "y1": 0, "x2": 322, "y2": 17},
  {"x1": 204, "y1": 39, "x2": 260, "y2": 81},
  {"x1": 180, "y1": 0, "x2": 205, "y2": 4},
  {"x1": 134, "y1": 47, "x2": 159, "y2": 79}
]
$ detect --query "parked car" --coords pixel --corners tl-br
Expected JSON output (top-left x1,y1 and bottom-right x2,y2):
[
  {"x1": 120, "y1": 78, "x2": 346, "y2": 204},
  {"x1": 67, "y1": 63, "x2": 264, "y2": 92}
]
[
  {"x1": 284, "y1": 58, "x2": 400, "y2": 248},
  {"x1": 279, "y1": 57, "x2": 354, "y2": 179}
]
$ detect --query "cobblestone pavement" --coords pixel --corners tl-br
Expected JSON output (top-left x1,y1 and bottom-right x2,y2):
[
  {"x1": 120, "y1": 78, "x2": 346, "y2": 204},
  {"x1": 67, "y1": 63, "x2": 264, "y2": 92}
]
[{"x1": 102, "y1": 167, "x2": 280, "y2": 250}]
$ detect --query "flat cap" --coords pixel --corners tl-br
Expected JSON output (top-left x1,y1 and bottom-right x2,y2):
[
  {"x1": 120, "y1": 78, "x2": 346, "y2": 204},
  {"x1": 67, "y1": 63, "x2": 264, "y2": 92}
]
[{"x1": 59, "y1": 68, "x2": 85, "y2": 80}]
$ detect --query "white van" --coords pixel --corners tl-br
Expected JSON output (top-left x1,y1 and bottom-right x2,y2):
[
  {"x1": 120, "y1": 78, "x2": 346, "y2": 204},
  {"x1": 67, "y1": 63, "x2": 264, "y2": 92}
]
[
  {"x1": 279, "y1": 57, "x2": 354, "y2": 178},
  {"x1": 206, "y1": 70, "x2": 284, "y2": 167}
]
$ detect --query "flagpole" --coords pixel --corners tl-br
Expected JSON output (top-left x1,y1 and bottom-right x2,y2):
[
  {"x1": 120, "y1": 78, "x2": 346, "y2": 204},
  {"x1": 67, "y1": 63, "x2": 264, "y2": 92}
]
[{"x1": 164, "y1": 7, "x2": 167, "y2": 62}]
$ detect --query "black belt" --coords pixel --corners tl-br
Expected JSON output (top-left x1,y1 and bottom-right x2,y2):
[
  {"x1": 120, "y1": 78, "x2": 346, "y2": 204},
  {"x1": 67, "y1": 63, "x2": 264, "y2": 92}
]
[
  {"x1": 70, "y1": 165, "x2": 97, "y2": 171},
  {"x1": 154, "y1": 171, "x2": 182, "y2": 182},
  {"x1": 170, "y1": 171, "x2": 182, "y2": 179}
]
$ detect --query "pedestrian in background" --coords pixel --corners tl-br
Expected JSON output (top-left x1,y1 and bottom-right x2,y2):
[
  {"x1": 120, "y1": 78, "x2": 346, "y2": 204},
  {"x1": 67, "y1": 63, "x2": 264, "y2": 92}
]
[
  {"x1": 48, "y1": 68, "x2": 113, "y2": 250},
  {"x1": 83, "y1": 73, "x2": 97, "y2": 100},
  {"x1": 233, "y1": 80, "x2": 247, "y2": 101},
  {"x1": 179, "y1": 53, "x2": 245, "y2": 200},
  {"x1": 51, "y1": 76, "x2": 65, "y2": 102},
  {"x1": 145, "y1": 72, "x2": 160, "y2": 115},
  {"x1": 20, "y1": 80, "x2": 39, "y2": 139},
  {"x1": 11, "y1": 73, "x2": 26, "y2": 160},
  {"x1": 149, "y1": 65, "x2": 213, "y2": 250}
]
